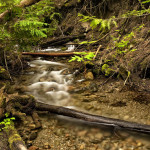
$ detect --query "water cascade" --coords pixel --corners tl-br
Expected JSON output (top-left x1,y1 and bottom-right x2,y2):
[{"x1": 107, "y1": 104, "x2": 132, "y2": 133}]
[{"x1": 26, "y1": 57, "x2": 73, "y2": 106}]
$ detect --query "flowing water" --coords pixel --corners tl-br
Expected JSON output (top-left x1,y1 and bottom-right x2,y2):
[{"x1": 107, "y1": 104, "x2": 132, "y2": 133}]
[
  {"x1": 26, "y1": 59, "x2": 72, "y2": 106},
  {"x1": 22, "y1": 46, "x2": 150, "y2": 150}
]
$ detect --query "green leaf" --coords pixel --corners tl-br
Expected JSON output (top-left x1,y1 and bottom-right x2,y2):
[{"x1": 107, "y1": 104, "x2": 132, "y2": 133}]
[
  {"x1": 90, "y1": 19, "x2": 102, "y2": 29},
  {"x1": 79, "y1": 41, "x2": 89, "y2": 45}
]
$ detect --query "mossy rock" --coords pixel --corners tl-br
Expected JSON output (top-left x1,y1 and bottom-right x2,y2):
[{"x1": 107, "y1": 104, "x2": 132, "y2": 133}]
[{"x1": 61, "y1": 47, "x2": 68, "y2": 51}]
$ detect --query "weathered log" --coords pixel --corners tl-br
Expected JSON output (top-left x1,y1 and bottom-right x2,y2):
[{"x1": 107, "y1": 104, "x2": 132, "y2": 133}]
[
  {"x1": 22, "y1": 52, "x2": 76, "y2": 57},
  {"x1": 0, "y1": 131, "x2": 10, "y2": 150},
  {"x1": 4, "y1": 123, "x2": 27, "y2": 150},
  {"x1": 36, "y1": 102, "x2": 150, "y2": 134},
  {"x1": 40, "y1": 34, "x2": 85, "y2": 48}
]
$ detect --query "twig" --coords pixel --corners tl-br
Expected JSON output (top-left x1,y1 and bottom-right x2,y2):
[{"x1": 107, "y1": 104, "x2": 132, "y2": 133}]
[
  {"x1": 4, "y1": 50, "x2": 13, "y2": 81},
  {"x1": 93, "y1": 45, "x2": 102, "y2": 60}
]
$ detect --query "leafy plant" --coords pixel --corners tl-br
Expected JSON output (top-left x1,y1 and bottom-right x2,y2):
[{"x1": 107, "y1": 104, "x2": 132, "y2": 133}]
[
  {"x1": 79, "y1": 40, "x2": 97, "y2": 45},
  {"x1": 69, "y1": 52, "x2": 95, "y2": 62},
  {"x1": 78, "y1": 13, "x2": 117, "y2": 32},
  {"x1": 0, "y1": 0, "x2": 60, "y2": 51},
  {"x1": 0, "y1": 113, "x2": 15, "y2": 131},
  {"x1": 111, "y1": 24, "x2": 144, "y2": 55},
  {"x1": 122, "y1": 0, "x2": 150, "y2": 18}
]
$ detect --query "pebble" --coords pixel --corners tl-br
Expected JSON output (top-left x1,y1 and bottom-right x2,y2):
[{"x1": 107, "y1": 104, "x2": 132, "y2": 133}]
[
  {"x1": 79, "y1": 143, "x2": 86, "y2": 149},
  {"x1": 95, "y1": 133, "x2": 103, "y2": 139},
  {"x1": 28, "y1": 146, "x2": 39, "y2": 150},
  {"x1": 77, "y1": 130, "x2": 87, "y2": 137},
  {"x1": 123, "y1": 115, "x2": 129, "y2": 120},
  {"x1": 43, "y1": 142, "x2": 51, "y2": 149},
  {"x1": 29, "y1": 132, "x2": 38, "y2": 140},
  {"x1": 28, "y1": 124, "x2": 36, "y2": 130}
]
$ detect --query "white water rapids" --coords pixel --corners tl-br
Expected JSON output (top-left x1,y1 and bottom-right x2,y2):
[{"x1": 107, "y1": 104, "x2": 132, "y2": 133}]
[{"x1": 26, "y1": 46, "x2": 75, "y2": 106}]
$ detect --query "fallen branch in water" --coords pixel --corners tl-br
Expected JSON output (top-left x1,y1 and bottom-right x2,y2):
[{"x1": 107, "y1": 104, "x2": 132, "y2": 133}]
[
  {"x1": 22, "y1": 52, "x2": 78, "y2": 57},
  {"x1": 36, "y1": 102, "x2": 150, "y2": 134}
]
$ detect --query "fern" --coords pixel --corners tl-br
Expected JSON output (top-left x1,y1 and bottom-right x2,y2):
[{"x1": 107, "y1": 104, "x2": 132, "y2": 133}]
[
  {"x1": 142, "y1": 0, "x2": 150, "y2": 4},
  {"x1": 78, "y1": 13, "x2": 117, "y2": 32},
  {"x1": 0, "y1": 0, "x2": 60, "y2": 51}
]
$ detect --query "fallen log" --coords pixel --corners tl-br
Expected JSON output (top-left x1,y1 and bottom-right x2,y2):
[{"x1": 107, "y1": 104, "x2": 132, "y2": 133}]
[
  {"x1": 22, "y1": 52, "x2": 77, "y2": 57},
  {"x1": 36, "y1": 102, "x2": 150, "y2": 134},
  {"x1": 40, "y1": 34, "x2": 85, "y2": 48},
  {"x1": 0, "y1": 131, "x2": 10, "y2": 150},
  {"x1": 4, "y1": 122, "x2": 27, "y2": 150}
]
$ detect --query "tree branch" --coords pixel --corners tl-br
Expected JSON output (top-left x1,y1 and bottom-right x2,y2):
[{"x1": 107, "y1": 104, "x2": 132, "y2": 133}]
[
  {"x1": 36, "y1": 102, "x2": 150, "y2": 134},
  {"x1": 22, "y1": 52, "x2": 77, "y2": 57}
]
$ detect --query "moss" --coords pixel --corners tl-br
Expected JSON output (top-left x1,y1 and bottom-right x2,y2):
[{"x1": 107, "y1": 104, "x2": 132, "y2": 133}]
[{"x1": 61, "y1": 47, "x2": 68, "y2": 51}]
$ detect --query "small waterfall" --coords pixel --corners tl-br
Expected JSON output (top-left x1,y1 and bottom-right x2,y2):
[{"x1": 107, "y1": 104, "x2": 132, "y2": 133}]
[{"x1": 26, "y1": 58, "x2": 73, "y2": 106}]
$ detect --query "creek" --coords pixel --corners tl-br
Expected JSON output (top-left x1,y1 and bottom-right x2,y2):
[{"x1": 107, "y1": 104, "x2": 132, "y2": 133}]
[{"x1": 21, "y1": 46, "x2": 150, "y2": 150}]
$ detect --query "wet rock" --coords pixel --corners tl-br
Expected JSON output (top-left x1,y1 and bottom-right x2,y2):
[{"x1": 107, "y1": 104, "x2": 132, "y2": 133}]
[
  {"x1": 88, "y1": 82, "x2": 98, "y2": 92},
  {"x1": 43, "y1": 142, "x2": 51, "y2": 149},
  {"x1": 95, "y1": 133, "x2": 103, "y2": 139},
  {"x1": 29, "y1": 132, "x2": 38, "y2": 140},
  {"x1": 85, "y1": 72, "x2": 94, "y2": 80},
  {"x1": 28, "y1": 146, "x2": 39, "y2": 150},
  {"x1": 79, "y1": 143, "x2": 86, "y2": 149},
  {"x1": 26, "y1": 141, "x2": 33, "y2": 147},
  {"x1": 85, "y1": 105, "x2": 93, "y2": 110},
  {"x1": 68, "y1": 85, "x2": 75, "y2": 92},
  {"x1": 28, "y1": 124, "x2": 36, "y2": 130},
  {"x1": 77, "y1": 130, "x2": 87, "y2": 137},
  {"x1": 123, "y1": 115, "x2": 129, "y2": 120},
  {"x1": 103, "y1": 131, "x2": 111, "y2": 137}
]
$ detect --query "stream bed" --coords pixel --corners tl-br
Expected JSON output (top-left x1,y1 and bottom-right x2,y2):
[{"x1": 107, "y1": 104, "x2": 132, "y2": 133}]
[{"x1": 17, "y1": 46, "x2": 150, "y2": 150}]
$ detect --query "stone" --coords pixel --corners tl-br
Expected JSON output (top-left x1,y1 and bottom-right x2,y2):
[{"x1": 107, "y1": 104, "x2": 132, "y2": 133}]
[
  {"x1": 28, "y1": 146, "x2": 39, "y2": 150},
  {"x1": 95, "y1": 133, "x2": 103, "y2": 139},
  {"x1": 44, "y1": 142, "x2": 51, "y2": 149},
  {"x1": 79, "y1": 143, "x2": 86, "y2": 149},
  {"x1": 85, "y1": 72, "x2": 94, "y2": 80},
  {"x1": 29, "y1": 132, "x2": 38, "y2": 140},
  {"x1": 77, "y1": 130, "x2": 87, "y2": 137}
]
